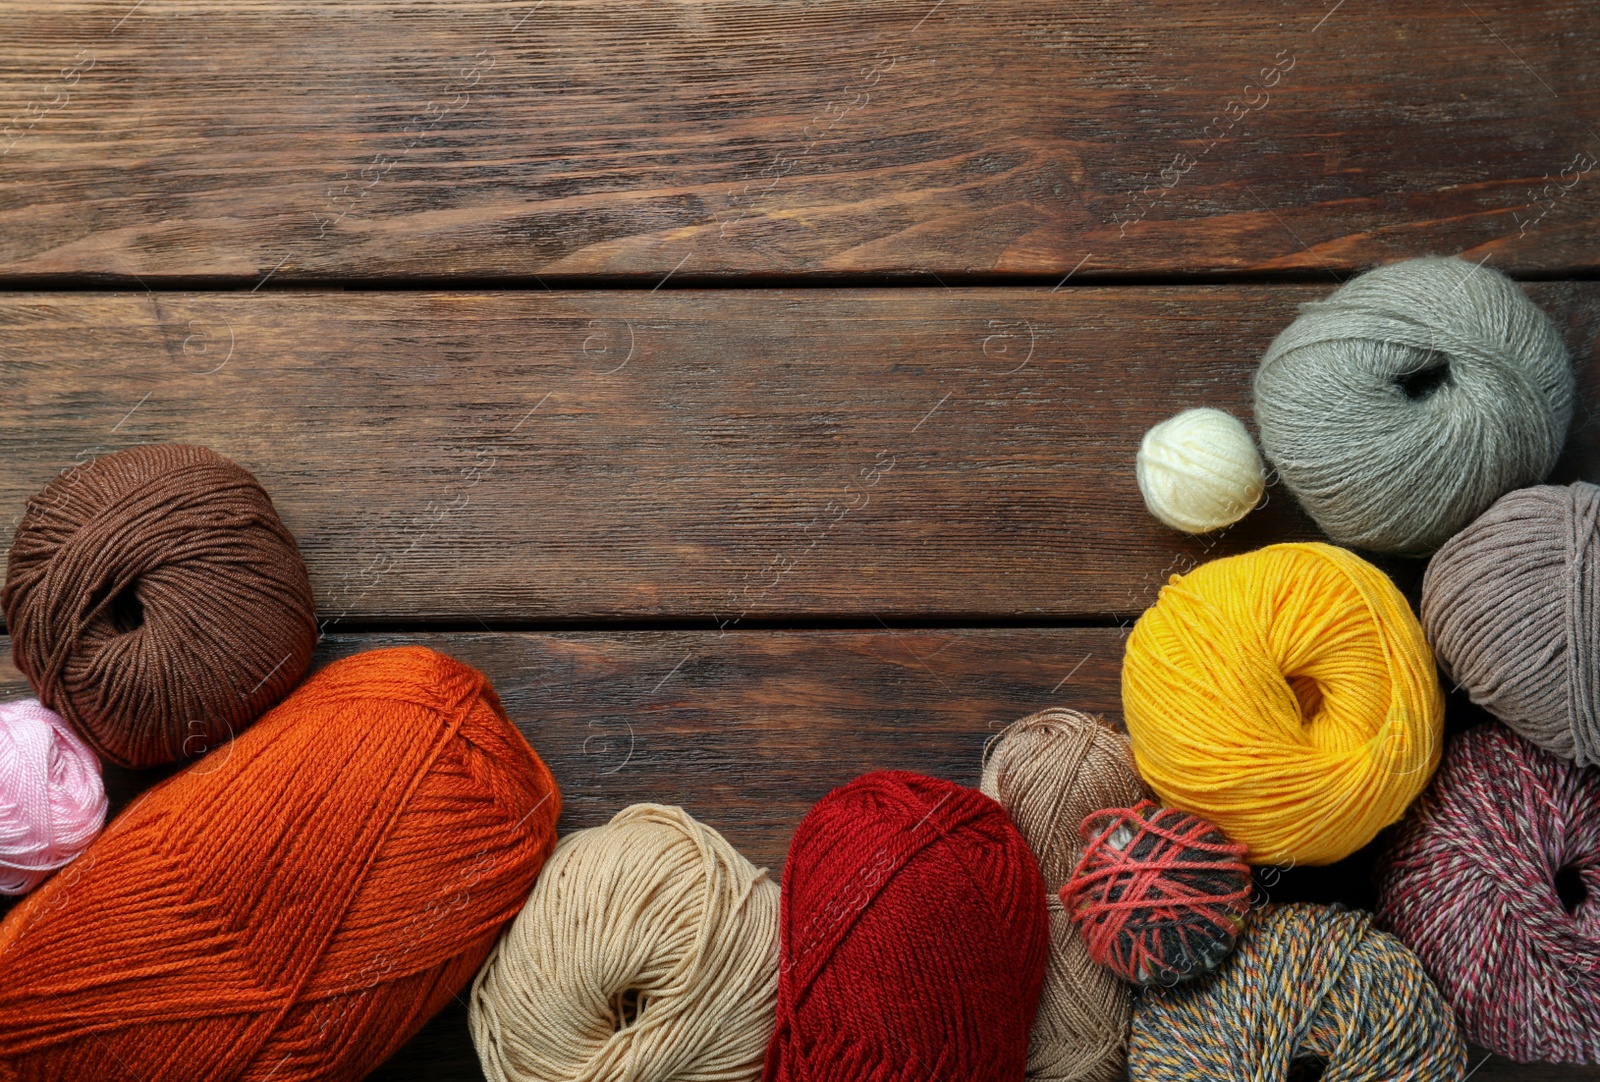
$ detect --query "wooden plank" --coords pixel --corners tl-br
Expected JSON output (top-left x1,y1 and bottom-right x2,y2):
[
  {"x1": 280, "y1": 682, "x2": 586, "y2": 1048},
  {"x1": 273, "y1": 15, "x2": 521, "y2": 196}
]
[
  {"x1": 0, "y1": 629, "x2": 1589, "y2": 1082},
  {"x1": 0, "y1": 1, "x2": 1596, "y2": 281},
  {"x1": 3, "y1": 284, "x2": 1596, "y2": 623},
  {"x1": 0, "y1": 628, "x2": 1127, "y2": 865}
]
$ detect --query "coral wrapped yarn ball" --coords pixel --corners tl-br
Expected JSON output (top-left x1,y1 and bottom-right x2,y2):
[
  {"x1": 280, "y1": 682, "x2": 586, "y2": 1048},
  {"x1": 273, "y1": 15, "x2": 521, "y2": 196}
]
[{"x1": 1061, "y1": 801, "x2": 1250, "y2": 986}]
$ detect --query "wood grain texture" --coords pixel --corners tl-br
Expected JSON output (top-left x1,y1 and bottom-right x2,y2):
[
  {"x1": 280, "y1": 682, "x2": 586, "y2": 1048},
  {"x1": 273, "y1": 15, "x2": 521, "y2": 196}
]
[
  {"x1": 4, "y1": 6, "x2": 1596, "y2": 1074},
  {"x1": 0, "y1": 630, "x2": 1590, "y2": 1081},
  {"x1": 0, "y1": 629, "x2": 1128, "y2": 865},
  {"x1": 1, "y1": 0, "x2": 1596, "y2": 281},
  {"x1": 2, "y1": 283, "x2": 1596, "y2": 624}
]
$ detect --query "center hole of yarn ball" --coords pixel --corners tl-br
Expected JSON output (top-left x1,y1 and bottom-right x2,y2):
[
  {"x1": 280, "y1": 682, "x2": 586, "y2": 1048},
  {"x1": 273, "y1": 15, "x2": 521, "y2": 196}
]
[
  {"x1": 1393, "y1": 354, "x2": 1452, "y2": 401},
  {"x1": 613, "y1": 987, "x2": 644, "y2": 1030},
  {"x1": 1287, "y1": 1059, "x2": 1327, "y2": 1082},
  {"x1": 1554, "y1": 865, "x2": 1588, "y2": 914},
  {"x1": 89, "y1": 581, "x2": 145, "y2": 634},
  {"x1": 1288, "y1": 674, "x2": 1325, "y2": 723}
]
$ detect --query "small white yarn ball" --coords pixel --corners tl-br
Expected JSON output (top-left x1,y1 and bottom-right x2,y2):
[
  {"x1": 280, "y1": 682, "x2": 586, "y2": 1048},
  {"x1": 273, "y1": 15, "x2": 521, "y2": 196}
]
[{"x1": 1136, "y1": 408, "x2": 1266, "y2": 533}]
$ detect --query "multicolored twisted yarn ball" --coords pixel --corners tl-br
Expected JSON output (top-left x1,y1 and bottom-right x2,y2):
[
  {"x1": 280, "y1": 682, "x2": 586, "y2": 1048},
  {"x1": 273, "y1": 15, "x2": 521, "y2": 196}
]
[
  {"x1": 764, "y1": 771, "x2": 1049, "y2": 1082},
  {"x1": 1060, "y1": 801, "x2": 1249, "y2": 987},
  {"x1": 1376, "y1": 723, "x2": 1600, "y2": 1064},
  {"x1": 1129, "y1": 903, "x2": 1466, "y2": 1080}
]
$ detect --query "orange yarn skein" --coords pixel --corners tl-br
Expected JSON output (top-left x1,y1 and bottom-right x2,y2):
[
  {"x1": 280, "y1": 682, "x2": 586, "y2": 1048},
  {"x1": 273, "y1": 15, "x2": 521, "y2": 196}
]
[{"x1": 0, "y1": 646, "x2": 560, "y2": 1082}]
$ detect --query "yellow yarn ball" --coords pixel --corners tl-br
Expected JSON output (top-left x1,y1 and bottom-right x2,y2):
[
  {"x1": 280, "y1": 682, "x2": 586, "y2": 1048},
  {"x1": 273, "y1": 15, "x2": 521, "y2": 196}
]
[
  {"x1": 1121, "y1": 542, "x2": 1443, "y2": 866},
  {"x1": 1136, "y1": 408, "x2": 1265, "y2": 533}
]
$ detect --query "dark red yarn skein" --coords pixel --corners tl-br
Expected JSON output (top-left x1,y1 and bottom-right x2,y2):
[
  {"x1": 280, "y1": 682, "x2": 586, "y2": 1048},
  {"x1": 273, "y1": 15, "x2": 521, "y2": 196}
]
[
  {"x1": 764, "y1": 771, "x2": 1049, "y2": 1082},
  {"x1": 3, "y1": 444, "x2": 317, "y2": 768},
  {"x1": 1061, "y1": 801, "x2": 1250, "y2": 986}
]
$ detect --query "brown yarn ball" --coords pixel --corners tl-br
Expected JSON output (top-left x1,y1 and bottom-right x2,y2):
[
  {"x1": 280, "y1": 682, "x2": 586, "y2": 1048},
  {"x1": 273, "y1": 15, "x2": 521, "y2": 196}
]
[
  {"x1": 3, "y1": 444, "x2": 316, "y2": 768},
  {"x1": 1422, "y1": 481, "x2": 1599, "y2": 765},
  {"x1": 980, "y1": 707, "x2": 1149, "y2": 1082}
]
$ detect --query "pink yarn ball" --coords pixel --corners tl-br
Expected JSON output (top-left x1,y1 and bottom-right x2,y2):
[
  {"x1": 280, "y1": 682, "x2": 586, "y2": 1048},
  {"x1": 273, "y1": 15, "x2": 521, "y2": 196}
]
[{"x1": 0, "y1": 698, "x2": 108, "y2": 894}]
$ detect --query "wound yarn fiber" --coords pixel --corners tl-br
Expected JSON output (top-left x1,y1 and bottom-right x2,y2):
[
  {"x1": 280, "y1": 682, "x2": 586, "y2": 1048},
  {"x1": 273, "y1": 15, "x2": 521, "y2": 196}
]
[
  {"x1": 1128, "y1": 903, "x2": 1466, "y2": 1080},
  {"x1": 1254, "y1": 256, "x2": 1573, "y2": 554},
  {"x1": 1060, "y1": 801, "x2": 1249, "y2": 987},
  {"x1": 3, "y1": 443, "x2": 317, "y2": 768},
  {"x1": 1122, "y1": 542, "x2": 1444, "y2": 866},
  {"x1": 1376, "y1": 724, "x2": 1600, "y2": 1064},
  {"x1": 765, "y1": 771, "x2": 1048, "y2": 1082},
  {"x1": 1135, "y1": 407, "x2": 1265, "y2": 533},
  {"x1": 0, "y1": 698, "x2": 106, "y2": 895},
  {"x1": 979, "y1": 708, "x2": 1146, "y2": 1082},
  {"x1": 470, "y1": 803, "x2": 779, "y2": 1082},
  {"x1": 1422, "y1": 481, "x2": 1600, "y2": 765},
  {"x1": 0, "y1": 646, "x2": 559, "y2": 1082}
]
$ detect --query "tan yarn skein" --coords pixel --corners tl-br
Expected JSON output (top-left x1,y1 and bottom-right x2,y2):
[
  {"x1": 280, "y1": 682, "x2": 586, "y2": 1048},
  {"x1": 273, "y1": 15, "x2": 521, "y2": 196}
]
[
  {"x1": 981, "y1": 708, "x2": 1148, "y2": 1082},
  {"x1": 469, "y1": 804, "x2": 779, "y2": 1082}
]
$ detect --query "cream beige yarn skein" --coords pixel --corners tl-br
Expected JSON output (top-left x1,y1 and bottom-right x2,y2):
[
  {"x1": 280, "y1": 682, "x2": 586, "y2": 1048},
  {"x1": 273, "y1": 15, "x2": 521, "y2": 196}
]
[
  {"x1": 469, "y1": 804, "x2": 779, "y2": 1082},
  {"x1": 980, "y1": 708, "x2": 1149, "y2": 1082}
]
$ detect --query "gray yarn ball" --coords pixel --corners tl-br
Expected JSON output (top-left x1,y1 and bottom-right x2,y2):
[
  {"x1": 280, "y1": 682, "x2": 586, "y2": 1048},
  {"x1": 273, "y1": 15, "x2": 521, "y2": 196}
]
[
  {"x1": 1422, "y1": 481, "x2": 1600, "y2": 766},
  {"x1": 1254, "y1": 257, "x2": 1574, "y2": 554}
]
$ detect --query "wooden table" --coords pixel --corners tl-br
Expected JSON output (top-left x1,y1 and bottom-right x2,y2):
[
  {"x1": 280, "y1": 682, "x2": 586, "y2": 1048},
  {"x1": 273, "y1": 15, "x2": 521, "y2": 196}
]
[{"x1": 1, "y1": 2, "x2": 1596, "y2": 1078}]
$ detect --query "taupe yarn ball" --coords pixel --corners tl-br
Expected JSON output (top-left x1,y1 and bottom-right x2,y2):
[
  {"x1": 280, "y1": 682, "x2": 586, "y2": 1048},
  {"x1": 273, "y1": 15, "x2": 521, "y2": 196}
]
[
  {"x1": 1422, "y1": 481, "x2": 1600, "y2": 765},
  {"x1": 1255, "y1": 257, "x2": 1573, "y2": 554},
  {"x1": 469, "y1": 803, "x2": 779, "y2": 1082},
  {"x1": 3, "y1": 444, "x2": 317, "y2": 769},
  {"x1": 980, "y1": 707, "x2": 1148, "y2": 1082}
]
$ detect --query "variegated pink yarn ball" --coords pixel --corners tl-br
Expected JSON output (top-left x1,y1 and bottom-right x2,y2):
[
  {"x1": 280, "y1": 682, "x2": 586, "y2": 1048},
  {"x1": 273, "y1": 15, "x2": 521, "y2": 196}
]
[
  {"x1": 0, "y1": 698, "x2": 108, "y2": 895},
  {"x1": 1376, "y1": 723, "x2": 1600, "y2": 1064}
]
